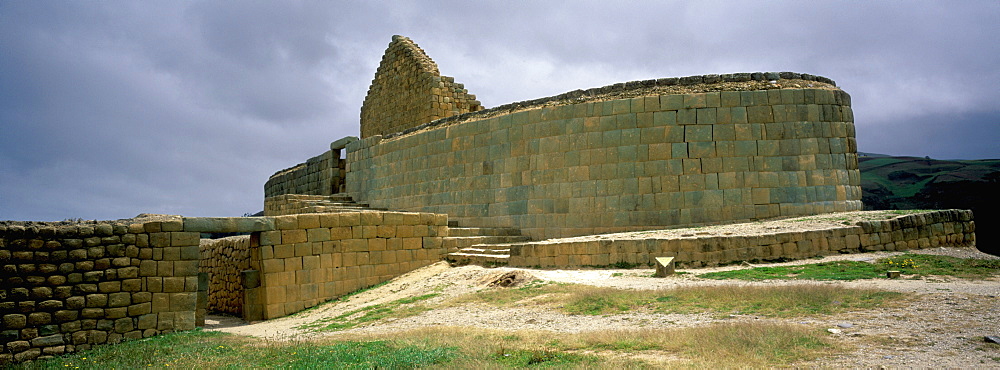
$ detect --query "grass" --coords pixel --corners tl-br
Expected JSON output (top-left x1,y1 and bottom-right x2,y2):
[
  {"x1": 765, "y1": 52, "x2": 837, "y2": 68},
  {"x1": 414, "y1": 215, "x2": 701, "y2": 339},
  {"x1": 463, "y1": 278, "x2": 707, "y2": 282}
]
[
  {"x1": 699, "y1": 260, "x2": 882, "y2": 280},
  {"x1": 289, "y1": 280, "x2": 391, "y2": 318},
  {"x1": 460, "y1": 282, "x2": 902, "y2": 318},
  {"x1": 699, "y1": 253, "x2": 1000, "y2": 281},
  {"x1": 22, "y1": 280, "x2": 887, "y2": 368},
  {"x1": 297, "y1": 293, "x2": 439, "y2": 331},
  {"x1": 16, "y1": 329, "x2": 456, "y2": 369},
  {"x1": 36, "y1": 324, "x2": 825, "y2": 368},
  {"x1": 328, "y1": 322, "x2": 837, "y2": 368}
]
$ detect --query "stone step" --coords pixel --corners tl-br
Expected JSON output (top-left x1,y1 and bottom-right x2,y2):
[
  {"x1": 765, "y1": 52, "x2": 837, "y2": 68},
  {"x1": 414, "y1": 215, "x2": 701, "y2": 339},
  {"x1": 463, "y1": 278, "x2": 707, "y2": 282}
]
[
  {"x1": 447, "y1": 227, "x2": 523, "y2": 237},
  {"x1": 442, "y1": 236, "x2": 531, "y2": 251},
  {"x1": 458, "y1": 247, "x2": 511, "y2": 255},
  {"x1": 306, "y1": 202, "x2": 371, "y2": 208},
  {"x1": 445, "y1": 252, "x2": 510, "y2": 266},
  {"x1": 302, "y1": 206, "x2": 389, "y2": 213}
]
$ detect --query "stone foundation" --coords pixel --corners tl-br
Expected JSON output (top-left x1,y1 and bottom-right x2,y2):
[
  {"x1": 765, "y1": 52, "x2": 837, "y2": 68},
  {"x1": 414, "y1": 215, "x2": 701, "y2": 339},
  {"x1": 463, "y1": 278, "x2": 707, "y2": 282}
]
[{"x1": 502, "y1": 210, "x2": 975, "y2": 268}]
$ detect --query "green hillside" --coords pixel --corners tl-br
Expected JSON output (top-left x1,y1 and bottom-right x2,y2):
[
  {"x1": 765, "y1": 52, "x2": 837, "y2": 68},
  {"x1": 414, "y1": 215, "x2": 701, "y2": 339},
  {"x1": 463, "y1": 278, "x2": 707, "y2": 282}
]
[{"x1": 859, "y1": 155, "x2": 1000, "y2": 255}]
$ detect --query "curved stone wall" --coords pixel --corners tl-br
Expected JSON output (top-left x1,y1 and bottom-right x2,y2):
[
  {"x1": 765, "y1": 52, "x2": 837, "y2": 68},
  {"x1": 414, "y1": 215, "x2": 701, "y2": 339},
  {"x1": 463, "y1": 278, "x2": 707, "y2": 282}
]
[{"x1": 347, "y1": 82, "x2": 861, "y2": 240}]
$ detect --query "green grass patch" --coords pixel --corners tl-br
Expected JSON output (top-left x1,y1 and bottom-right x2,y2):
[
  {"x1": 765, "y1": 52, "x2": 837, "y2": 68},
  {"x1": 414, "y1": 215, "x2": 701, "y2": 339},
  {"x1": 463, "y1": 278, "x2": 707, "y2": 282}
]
[
  {"x1": 492, "y1": 348, "x2": 594, "y2": 367},
  {"x1": 11, "y1": 322, "x2": 835, "y2": 368},
  {"x1": 297, "y1": 293, "x2": 439, "y2": 331},
  {"x1": 460, "y1": 283, "x2": 902, "y2": 318},
  {"x1": 563, "y1": 284, "x2": 901, "y2": 317},
  {"x1": 882, "y1": 253, "x2": 1000, "y2": 278},
  {"x1": 699, "y1": 260, "x2": 882, "y2": 281},
  {"x1": 700, "y1": 253, "x2": 1000, "y2": 281},
  {"x1": 20, "y1": 329, "x2": 456, "y2": 369}
]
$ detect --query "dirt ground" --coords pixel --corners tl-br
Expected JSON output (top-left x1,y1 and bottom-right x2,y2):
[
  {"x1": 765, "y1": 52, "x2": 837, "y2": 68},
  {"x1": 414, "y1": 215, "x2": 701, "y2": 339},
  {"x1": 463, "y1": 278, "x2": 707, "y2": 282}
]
[{"x1": 206, "y1": 247, "x2": 1000, "y2": 368}]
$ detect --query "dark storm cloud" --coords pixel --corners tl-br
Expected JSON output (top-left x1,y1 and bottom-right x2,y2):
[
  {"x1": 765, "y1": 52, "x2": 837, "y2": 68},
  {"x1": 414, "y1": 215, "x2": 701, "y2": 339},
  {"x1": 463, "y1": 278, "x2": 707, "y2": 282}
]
[{"x1": 1, "y1": 1, "x2": 997, "y2": 221}]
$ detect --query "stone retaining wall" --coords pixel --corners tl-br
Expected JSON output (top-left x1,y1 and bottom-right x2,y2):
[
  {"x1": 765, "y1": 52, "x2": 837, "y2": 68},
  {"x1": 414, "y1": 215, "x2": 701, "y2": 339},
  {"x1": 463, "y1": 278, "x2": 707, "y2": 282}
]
[
  {"x1": 198, "y1": 236, "x2": 249, "y2": 316},
  {"x1": 263, "y1": 194, "x2": 333, "y2": 217},
  {"x1": 244, "y1": 211, "x2": 448, "y2": 320},
  {"x1": 0, "y1": 219, "x2": 201, "y2": 364},
  {"x1": 347, "y1": 86, "x2": 861, "y2": 240},
  {"x1": 504, "y1": 210, "x2": 975, "y2": 268},
  {"x1": 264, "y1": 149, "x2": 345, "y2": 198}
]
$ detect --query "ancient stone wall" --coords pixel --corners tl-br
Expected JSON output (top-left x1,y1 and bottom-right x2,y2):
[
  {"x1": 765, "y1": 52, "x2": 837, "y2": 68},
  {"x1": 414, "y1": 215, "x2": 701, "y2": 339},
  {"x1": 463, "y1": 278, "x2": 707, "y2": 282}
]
[
  {"x1": 264, "y1": 148, "x2": 344, "y2": 198},
  {"x1": 198, "y1": 236, "x2": 249, "y2": 316},
  {"x1": 244, "y1": 211, "x2": 448, "y2": 320},
  {"x1": 360, "y1": 35, "x2": 481, "y2": 138},
  {"x1": 347, "y1": 81, "x2": 861, "y2": 240},
  {"x1": 502, "y1": 209, "x2": 975, "y2": 268},
  {"x1": 0, "y1": 219, "x2": 201, "y2": 364}
]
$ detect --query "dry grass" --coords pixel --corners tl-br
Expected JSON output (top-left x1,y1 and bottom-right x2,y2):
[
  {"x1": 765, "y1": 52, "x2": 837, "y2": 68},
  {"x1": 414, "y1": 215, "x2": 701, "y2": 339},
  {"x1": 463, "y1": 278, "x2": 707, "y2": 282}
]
[{"x1": 338, "y1": 321, "x2": 838, "y2": 368}]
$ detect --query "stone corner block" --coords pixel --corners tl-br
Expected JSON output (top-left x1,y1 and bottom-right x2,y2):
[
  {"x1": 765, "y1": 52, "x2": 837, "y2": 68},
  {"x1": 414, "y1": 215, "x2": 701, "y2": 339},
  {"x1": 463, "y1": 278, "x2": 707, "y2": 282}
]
[{"x1": 654, "y1": 256, "x2": 676, "y2": 277}]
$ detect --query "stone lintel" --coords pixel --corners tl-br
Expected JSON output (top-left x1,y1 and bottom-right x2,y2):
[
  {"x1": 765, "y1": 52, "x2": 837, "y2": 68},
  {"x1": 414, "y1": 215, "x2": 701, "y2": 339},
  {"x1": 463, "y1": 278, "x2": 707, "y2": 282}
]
[
  {"x1": 331, "y1": 136, "x2": 359, "y2": 150},
  {"x1": 182, "y1": 217, "x2": 275, "y2": 233}
]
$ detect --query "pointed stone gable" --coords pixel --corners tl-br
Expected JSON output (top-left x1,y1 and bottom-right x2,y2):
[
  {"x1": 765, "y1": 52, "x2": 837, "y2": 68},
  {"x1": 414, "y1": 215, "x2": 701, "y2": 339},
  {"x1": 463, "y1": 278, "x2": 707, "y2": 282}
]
[{"x1": 360, "y1": 35, "x2": 482, "y2": 138}]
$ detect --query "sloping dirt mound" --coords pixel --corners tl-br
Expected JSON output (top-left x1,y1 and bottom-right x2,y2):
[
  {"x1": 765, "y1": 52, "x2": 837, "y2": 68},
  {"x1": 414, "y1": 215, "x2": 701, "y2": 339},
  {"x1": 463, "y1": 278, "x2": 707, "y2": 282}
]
[{"x1": 212, "y1": 261, "x2": 503, "y2": 340}]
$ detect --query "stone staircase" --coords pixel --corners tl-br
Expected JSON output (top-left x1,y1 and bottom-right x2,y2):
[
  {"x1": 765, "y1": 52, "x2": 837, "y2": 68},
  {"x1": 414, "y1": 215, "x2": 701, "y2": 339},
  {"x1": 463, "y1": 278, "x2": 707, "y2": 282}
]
[
  {"x1": 444, "y1": 221, "x2": 530, "y2": 266},
  {"x1": 264, "y1": 194, "x2": 387, "y2": 216},
  {"x1": 266, "y1": 194, "x2": 530, "y2": 266}
]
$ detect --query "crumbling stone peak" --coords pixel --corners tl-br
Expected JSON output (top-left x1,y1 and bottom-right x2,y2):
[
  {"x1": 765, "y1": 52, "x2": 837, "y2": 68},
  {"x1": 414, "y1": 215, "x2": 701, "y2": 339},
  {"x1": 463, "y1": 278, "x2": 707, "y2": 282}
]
[{"x1": 360, "y1": 35, "x2": 482, "y2": 138}]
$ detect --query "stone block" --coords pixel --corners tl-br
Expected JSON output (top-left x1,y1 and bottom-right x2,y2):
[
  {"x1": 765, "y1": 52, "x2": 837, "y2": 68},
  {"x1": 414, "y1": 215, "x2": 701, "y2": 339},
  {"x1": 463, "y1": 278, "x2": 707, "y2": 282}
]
[
  {"x1": 297, "y1": 214, "x2": 320, "y2": 229},
  {"x1": 108, "y1": 292, "x2": 131, "y2": 307},
  {"x1": 275, "y1": 216, "x2": 298, "y2": 230},
  {"x1": 685, "y1": 125, "x2": 713, "y2": 142},
  {"x1": 162, "y1": 277, "x2": 186, "y2": 293},
  {"x1": 170, "y1": 292, "x2": 197, "y2": 311},
  {"x1": 281, "y1": 230, "x2": 308, "y2": 244},
  {"x1": 306, "y1": 228, "x2": 331, "y2": 242}
]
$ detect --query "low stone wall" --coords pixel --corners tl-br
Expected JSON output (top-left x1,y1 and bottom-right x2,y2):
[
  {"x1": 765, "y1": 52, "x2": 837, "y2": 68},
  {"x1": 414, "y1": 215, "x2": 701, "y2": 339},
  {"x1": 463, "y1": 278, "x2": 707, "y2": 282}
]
[
  {"x1": 505, "y1": 210, "x2": 975, "y2": 268},
  {"x1": 245, "y1": 211, "x2": 448, "y2": 320},
  {"x1": 264, "y1": 149, "x2": 345, "y2": 198},
  {"x1": 198, "y1": 236, "x2": 249, "y2": 316},
  {"x1": 264, "y1": 194, "x2": 336, "y2": 217},
  {"x1": 0, "y1": 219, "x2": 201, "y2": 364}
]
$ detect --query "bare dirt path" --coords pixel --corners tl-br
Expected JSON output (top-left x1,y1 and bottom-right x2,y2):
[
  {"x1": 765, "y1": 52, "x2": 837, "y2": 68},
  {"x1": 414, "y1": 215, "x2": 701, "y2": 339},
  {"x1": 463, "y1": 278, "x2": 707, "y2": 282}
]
[{"x1": 206, "y1": 247, "x2": 1000, "y2": 367}]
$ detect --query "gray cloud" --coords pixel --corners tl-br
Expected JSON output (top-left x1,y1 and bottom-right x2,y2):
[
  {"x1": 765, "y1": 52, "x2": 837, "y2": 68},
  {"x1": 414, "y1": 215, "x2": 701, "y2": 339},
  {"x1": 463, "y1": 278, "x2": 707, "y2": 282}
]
[{"x1": 1, "y1": 1, "x2": 998, "y2": 221}]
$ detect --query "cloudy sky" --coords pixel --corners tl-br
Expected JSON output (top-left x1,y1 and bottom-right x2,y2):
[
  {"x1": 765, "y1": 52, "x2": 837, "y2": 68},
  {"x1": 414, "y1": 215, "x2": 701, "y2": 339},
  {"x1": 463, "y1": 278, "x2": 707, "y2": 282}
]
[{"x1": 2, "y1": 1, "x2": 998, "y2": 221}]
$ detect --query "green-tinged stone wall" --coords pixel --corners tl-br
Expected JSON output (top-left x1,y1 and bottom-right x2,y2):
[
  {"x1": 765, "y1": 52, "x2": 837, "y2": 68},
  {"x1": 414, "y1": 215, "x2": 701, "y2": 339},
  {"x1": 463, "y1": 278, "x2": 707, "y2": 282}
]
[{"x1": 346, "y1": 87, "x2": 862, "y2": 240}]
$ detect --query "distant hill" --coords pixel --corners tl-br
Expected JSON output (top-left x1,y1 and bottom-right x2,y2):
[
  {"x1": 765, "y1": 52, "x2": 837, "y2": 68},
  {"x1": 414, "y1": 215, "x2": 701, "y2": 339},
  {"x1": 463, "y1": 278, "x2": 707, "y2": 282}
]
[{"x1": 859, "y1": 156, "x2": 1000, "y2": 255}]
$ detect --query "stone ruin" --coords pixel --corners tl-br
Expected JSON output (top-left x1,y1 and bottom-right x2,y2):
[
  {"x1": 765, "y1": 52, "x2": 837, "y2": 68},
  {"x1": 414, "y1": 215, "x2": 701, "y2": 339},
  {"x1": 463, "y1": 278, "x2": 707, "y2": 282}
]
[{"x1": 0, "y1": 35, "x2": 976, "y2": 363}]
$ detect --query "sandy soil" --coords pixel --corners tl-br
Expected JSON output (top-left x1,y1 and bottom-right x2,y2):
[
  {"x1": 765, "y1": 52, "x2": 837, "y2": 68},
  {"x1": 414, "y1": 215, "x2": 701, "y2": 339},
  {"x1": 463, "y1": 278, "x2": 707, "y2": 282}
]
[{"x1": 206, "y1": 247, "x2": 1000, "y2": 367}]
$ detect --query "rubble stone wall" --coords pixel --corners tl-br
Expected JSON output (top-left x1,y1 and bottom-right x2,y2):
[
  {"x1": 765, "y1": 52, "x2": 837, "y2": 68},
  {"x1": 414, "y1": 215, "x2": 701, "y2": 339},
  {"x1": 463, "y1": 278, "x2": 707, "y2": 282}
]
[
  {"x1": 198, "y1": 236, "x2": 249, "y2": 316},
  {"x1": 505, "y1": 210, "x2": 975, "y2": 268},
  {"x1": 347, "y1": 86, "x2": 861, "y2": 240},
  {"x1": 0, "y1": 219, "x2": 201, "y2": 364}
]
